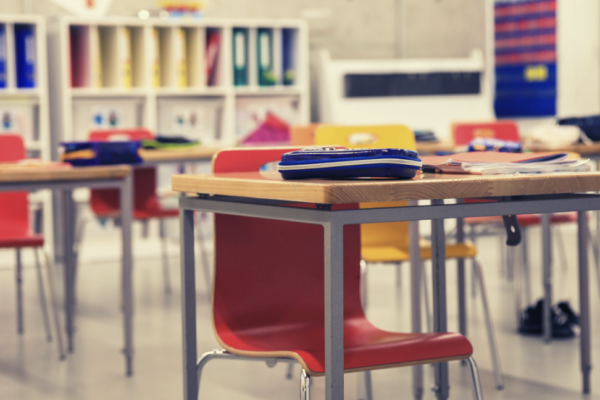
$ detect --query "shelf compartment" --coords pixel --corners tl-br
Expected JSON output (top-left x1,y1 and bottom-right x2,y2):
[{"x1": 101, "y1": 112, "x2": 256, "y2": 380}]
[{"x1": 157, "y1": 96, "x2": 224, "y2": 145}]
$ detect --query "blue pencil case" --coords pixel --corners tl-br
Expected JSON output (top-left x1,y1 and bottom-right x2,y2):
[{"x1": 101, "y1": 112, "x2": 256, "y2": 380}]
[
  {"x1": 277, "y1": 147, "x2": 422, "y2": 180},
  {"x1": 60, "y1": 141, "x2": 143, "y2": 166}
]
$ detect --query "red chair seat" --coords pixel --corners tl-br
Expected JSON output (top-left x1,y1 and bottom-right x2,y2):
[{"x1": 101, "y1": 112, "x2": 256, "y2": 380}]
[
  {"x1": 0, "y1": 233, "x2": 44, "y2": 248},
  {"x1": 466, "y1": 213, "x2": 577, "y2": 227},
  {"x1": 218, "y1": 316, "x2": 472, "y2": 375}
]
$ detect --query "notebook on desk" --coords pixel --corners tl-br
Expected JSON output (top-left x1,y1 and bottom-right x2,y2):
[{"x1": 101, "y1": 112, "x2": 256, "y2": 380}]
[{"x1": 421, "y1": 152, "x2": 591, "y2": 175}]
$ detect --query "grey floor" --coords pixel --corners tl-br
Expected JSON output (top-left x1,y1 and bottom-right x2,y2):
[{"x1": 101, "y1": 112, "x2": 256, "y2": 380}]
[{"x1": 1, "y1": 214, "x2": 600, "y2": 400}]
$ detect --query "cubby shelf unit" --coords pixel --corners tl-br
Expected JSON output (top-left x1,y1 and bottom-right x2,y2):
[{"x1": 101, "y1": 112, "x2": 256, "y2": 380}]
[
  {"x1": 48, "y1": 16, "x2": 310, "y2": 148},
  {"x1": 0, "y1": 14, "x2": 50, "y2": 160}
]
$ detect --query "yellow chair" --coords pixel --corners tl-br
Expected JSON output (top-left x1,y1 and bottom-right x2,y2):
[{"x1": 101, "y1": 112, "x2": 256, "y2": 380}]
[{"x1": 315, "y1": 124, "x2": 504, "y2": 390}]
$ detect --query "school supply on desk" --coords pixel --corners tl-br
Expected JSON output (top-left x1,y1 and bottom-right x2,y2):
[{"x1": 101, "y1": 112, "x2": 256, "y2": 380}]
[
  {"x1": 60, "y1": 141, "x2": 143, "y2": 166},
  {"x1": 282, "y1": 28, "x2": 294, "y2": 85},
  {"x1": 0, "y1": 25, "x2": 7, "y2": 88},
  {"x1": 141, "y1": 135, "x2": 199, "y2": 150},
  {"x1": 422, "y1": 152, "x2": 591, "y2": 175},
  {"x1": 232, "y1": 28, "x2": 248, "y2": 86},
  {"x1": 257, "y1": 28, "x2": 275, "y2": 86},
  {"x1": 206, "y1": 30, "x2": 220, "y2": 86},
  {"x1": 277, "y1": 147, "x2": 421, "y2": 180},
  {"x1": 14, "y1": 24, "x2": 36, "y2": 88},
  {"x1": 467, "y1": 138, "x2": 522, "y2": 153}
]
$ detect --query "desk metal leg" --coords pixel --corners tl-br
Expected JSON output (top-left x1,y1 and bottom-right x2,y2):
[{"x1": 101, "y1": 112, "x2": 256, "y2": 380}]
[
  {"x1": 61, "y1": 189, "x2": 75, "y2": 353},
  {"x1": 181, "y1": 209, "x2": 198, "y2": 400},
  {"x1": 431, "y1": 199, "x2": 449, "y2": 400},
  {"x1": 541, "y1": 214, "x2": 552, "y2": 343},
  {"x1": 324, "y1": 220, "x2": 344, "y2": 400},
  {"x1": 409, "y1": 201, "x2": 423, "y2": 400},
  {"x1": 120, "y1": 174, "x2": 134, "y2": 376},
  {"x1": 456, "y1": 217, "x2": 467, "y2": 340},
  {"x1": 578, "y1": 211, "x2": 592, "y2": 393}
]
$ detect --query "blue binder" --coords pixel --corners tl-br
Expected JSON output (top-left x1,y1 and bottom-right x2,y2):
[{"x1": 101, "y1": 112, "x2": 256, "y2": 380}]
[
  {"x1": 282, "y1": 29, "x2": 294, "y2": 85},
  {"x1": 0, "y1": 25, "x2": 6, "y2": 88},
  {"x1": 277, "y1": 147, "x2": 422, "y2": 180},
  {"x1": 14, "y1": 24, "x2": 36, "y2": 88}
]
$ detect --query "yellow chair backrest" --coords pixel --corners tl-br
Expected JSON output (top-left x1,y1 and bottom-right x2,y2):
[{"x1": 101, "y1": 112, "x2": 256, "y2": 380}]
[{"x1": 315, "y1": 125, "x2": 415, "y2": 250}]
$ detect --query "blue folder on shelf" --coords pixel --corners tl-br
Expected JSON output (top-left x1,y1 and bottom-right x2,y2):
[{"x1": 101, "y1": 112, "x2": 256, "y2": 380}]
[
  {"x1": 14, "y1": 24, "x2": 36, "y2": 89},
  {"x1": 282, "y1": 29, "x2": 295, "y2": 86},
  {"x1": 277, "y1": 147, "x2": 422, "y2": 180},
  {"x1": 0, "y1": 25, "x2": 6, "y2": 88}
]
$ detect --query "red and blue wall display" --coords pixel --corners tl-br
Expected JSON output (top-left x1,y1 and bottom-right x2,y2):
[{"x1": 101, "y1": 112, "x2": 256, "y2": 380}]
[{"x1": 494, "y1": 0, "x2": 556, "y2": 117}]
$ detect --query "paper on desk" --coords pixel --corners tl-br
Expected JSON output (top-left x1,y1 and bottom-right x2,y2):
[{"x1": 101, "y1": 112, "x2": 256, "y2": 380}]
[{"x1": 421, "y1": 152, "x2": 591, "y2": 175}]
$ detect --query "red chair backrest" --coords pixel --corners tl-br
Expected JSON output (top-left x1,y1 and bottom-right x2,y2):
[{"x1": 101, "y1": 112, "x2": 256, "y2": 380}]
[
  {"x1": 0, "y1": 134, "x2": 31, "y2": 238},
  {"x1": 88, "y1": 129, "x2": 160, "y2": 215},
  {"x1": 212, "y1": 147, "x2": 364, "y2": 346},
  {"x1": 453, "y1": 121, "x2": 521, "y2": 145}
]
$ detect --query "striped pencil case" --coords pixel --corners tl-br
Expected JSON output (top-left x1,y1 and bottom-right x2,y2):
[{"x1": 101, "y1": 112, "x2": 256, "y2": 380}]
[{"x1": 277, "y1": 147, "x2": 422, "y2": 180}]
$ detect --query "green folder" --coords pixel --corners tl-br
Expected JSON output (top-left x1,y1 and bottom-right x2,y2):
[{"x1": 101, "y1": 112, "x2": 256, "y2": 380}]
[
  {"x1": 257, "y1": 28, "x2": 276, "y2": 86},
  {"x1": 232, "y1": 28, "x2": 248, "y2": 86}
]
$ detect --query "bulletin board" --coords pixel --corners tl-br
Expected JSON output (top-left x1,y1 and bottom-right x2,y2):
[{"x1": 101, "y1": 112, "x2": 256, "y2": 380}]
[{"x1": 494, "y1": 0, "x2": 557, "y2": 117}]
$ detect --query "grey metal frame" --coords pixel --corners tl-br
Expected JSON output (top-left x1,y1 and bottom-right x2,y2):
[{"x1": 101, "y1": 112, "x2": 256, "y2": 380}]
[
  {"x1": 179, "y1": 192, "x2": 598, "y2": 400},
  {"x1": 0, "y1": 176, "x2": 134, "y2": 376}
]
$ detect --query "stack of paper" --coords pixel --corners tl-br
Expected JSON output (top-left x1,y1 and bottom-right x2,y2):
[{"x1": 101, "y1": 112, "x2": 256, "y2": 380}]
[{"x1": 421, "y1": 152, "x2": 591, "y2": 175}]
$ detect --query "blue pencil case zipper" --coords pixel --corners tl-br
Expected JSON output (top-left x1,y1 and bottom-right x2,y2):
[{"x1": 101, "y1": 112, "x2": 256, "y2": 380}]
[{"x1": 277, "y1": 147, "x2": 422, "y2": 180}]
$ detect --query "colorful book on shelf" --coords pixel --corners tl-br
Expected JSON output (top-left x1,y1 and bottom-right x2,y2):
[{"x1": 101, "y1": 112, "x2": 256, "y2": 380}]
[
  {"x1": 174, "y1": 28, "x2": 188, "y2": 87},
  {"x1": 90, "y1": 26, "x2": 102, "y2": 88},
  {"x1": 151, "y1": 28, "x2": 161, "y2": 87},
  {"x1": 206, "y1": 30, "x2": 220, "y2": 86},
  {"x1": 15, "y1": 24, "x2": 36, "y2": 88},
  {"x1": 282, "y1": 29, "x2": 295, "y2": 86},
  {"x1": 117, "y1": 27, "x2": 132, "y2": 88},
  {"x1": 257, "y1": 28, "x2": 275, "y2": 86},
  {"x1": 421, "y1": 152, "x2": 591, "y2": 175},
  {"x1": 232, "y1": 28, "x2": 248, "y2": 86},
  {"x1": 0, "y1": 25, "x2": 6, "y2": 88}
]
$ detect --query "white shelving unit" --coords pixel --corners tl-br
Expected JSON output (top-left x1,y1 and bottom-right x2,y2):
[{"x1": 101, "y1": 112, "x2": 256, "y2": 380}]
[
  {"x1": 0, "y1": 14, "x2": 53, "y2": 256},
  {"x1": 47, "y1": 16, "x2": 310, "y2": 149},
  {"x1": 0, "y1": 14, "x2": 50, "y2": 159}
]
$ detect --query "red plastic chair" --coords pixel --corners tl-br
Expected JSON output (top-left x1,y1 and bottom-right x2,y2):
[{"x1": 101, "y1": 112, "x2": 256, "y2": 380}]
[
  {"x1": 88, "y1": 129, "x2": 179, "y2": 294},
  {"x1": 195, "y1": 147, "x2": 484, "y2": 400},
  {"x1": 0, "y1": 134, "x2": 65, "y2": 359}
]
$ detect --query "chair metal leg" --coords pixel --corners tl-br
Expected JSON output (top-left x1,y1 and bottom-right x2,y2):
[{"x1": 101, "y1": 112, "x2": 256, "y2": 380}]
[
  {"x1": 421, "y1": 263, "x2": 432, "y2": 333},
  {"x1": 499, "y1": 230, "x2": 506, "y2": 278},
  {"x1": 555, "y1": 224, "x2": 569, "y2": 272},
  {"x1": 360, "y1": 260, "x2": 368, "y2": 310},
  {"x1": 16, "y1": 249, "x2": 23, "y2": 335},
  {"x1": 521, "y1": 228, "x2": 532, "y2": 306},
  {"x1": 362, "y1": 370, "x2": 373, "y2": 400},
  {"x1": 467, "y1": 357, "x2": 484, "y2": 400},
  {"x1": 512, "y1": 245, "x2": 523, "y2": 328},
  {"x1": 396, "y1": 262, "x2": 402, "y2": 289},
  {"x1": 195, "y1": 214, "x2": 212, "y2": 302},
  {"x1": 33, "y1": 248, "x2": 52, "y2": 342},
  {"x1": 196, "y1": 349, "x2": 298, "y2": 399},
  {"x1": 41, "y1": 248, "x2": 66, "y2": 360},
  {"x1": 474, "y1": 260, "x2": 504, "y2": 390},
  {"x1": 470, "y1": 225, "x2": 478, "y2": 298},
  {"x1": 301, "y1": 369, "x2": 311, "y2": 400},
  {"x1": 159, "y1": 219, "x2": 172, "y2": 296}
]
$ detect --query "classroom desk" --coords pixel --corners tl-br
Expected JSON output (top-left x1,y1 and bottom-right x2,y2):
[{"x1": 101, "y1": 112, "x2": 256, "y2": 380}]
[
  {"x1": 173, "y1": 170, "x2": 600, "y2": 400},
  {"x1": 0, "y1": 165, "x2": 135, "y2": 376}
]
